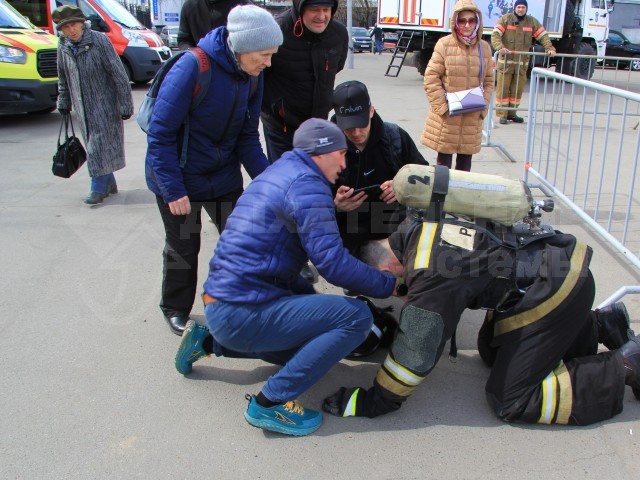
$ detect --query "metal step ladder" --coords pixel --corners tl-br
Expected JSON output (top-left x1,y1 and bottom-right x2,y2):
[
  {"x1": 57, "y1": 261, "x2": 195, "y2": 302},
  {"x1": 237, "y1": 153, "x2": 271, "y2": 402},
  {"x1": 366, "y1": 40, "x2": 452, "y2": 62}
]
[{"x1": 385, "y1": 31, "x2": 415, "y2": 77}]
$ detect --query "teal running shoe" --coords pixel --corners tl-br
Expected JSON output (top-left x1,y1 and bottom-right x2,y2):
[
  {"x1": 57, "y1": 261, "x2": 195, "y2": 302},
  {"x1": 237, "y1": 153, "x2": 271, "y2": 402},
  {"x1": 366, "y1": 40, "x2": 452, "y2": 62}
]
[
  {"x1": 175, "y1": 320, "x2": 210, "y2": 375},
  {"x1": 243, "y1": 394, "x2": 323, "y2": 436}
]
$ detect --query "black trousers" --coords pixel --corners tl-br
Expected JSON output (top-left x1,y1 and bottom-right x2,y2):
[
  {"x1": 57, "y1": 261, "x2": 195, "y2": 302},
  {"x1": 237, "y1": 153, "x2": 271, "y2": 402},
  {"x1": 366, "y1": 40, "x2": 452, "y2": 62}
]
[
  {"x1": 486, "y1": 272, "x2": 627, "y2": 425},
  {"x1": 155, "y1": 190, "x2": 241, "y2": 318}
]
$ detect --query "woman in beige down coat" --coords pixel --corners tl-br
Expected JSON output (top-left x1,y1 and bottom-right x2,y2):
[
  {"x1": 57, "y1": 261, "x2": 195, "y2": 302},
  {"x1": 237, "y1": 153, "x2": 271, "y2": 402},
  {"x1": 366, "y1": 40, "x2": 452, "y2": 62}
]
[{"x1": 420, "y1": 0, "x2": 493, "y2": 171}]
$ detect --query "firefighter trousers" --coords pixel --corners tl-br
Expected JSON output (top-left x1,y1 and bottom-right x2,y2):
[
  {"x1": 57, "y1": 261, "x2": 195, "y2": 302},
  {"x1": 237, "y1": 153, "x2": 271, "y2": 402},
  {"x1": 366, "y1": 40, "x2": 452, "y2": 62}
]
[
  {"x1": 495, "y1": 66, "x2": 528, "y2": 118},
  {"x1": 485, "y1": 271, "x2": 627, "y2": 426}
]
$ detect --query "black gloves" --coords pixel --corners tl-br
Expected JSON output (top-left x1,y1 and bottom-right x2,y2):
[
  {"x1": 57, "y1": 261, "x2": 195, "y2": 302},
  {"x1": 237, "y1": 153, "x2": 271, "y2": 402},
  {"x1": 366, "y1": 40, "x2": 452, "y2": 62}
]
[{"x1": 121, "y1": 114, "x2": 132, "y2": 120}]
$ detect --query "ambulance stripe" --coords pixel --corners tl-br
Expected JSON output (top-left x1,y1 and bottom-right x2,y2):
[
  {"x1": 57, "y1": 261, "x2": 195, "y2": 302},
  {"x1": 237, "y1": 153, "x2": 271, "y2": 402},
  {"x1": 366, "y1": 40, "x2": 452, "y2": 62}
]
[
  {"x1": 0, "y1": 33, "x2": 35, "y2": 53},
  {"x1": 538, "y1": 370, "x2": 558, "y2": 424},
  {"x1": 413, "y1": 222, "x2": 437, "y2": 270}
]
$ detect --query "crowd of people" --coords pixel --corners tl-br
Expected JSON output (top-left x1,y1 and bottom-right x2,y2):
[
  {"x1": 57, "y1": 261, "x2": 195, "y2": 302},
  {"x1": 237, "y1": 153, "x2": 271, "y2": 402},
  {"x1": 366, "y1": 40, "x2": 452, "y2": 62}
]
[{"x1": 52, "y1": 0, "x2": 639, "y2": 437}]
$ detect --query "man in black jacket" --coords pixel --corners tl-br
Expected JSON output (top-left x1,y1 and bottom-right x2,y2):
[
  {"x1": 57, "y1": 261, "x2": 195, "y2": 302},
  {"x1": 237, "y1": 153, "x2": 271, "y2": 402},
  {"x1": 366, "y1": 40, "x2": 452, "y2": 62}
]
[
  {"x1": 261, "y1": 0, "x2": 348, "y2": 163},
  {"x1": 177, "y1": 0, "x2": 252, "y2": 50},
  {"x1": 331, "y1": 80, "x2": 429, "y2": 256}
]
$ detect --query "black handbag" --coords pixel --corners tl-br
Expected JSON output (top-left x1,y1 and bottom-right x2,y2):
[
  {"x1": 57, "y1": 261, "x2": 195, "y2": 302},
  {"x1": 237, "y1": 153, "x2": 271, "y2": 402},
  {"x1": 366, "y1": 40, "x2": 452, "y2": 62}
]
[{"x1": 52, "y1": 114, "x2": 86, "y2": 178}]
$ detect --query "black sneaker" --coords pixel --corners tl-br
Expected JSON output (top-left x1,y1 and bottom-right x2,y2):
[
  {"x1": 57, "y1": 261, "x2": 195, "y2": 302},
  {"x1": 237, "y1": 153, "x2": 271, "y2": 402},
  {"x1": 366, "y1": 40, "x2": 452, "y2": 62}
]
[
  {"x1": 508, "y1": 115, "x2": 524, "y2": 123},
  {"x1": 595, "y1": 302, "x2": 635, "y2": 350},
  {"x1": 619, "y1": 335, "x2": 640, "y2": 400},
  {"x1": 300, "y1": 263, "x2": 318, "y2": 284}
]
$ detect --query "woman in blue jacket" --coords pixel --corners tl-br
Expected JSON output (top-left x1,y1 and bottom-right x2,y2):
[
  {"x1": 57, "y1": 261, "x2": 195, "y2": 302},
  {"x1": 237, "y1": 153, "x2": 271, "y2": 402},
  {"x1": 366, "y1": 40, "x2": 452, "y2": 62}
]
[{"x1": 145, "y1": 5, "x2": 283, "y2": 335}]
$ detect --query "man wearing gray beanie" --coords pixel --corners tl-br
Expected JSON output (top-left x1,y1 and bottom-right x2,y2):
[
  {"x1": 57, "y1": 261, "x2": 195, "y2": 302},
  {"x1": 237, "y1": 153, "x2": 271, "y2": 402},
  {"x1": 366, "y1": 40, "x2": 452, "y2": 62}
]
[
  {"x1": 175, "y1": 118, "x2": 397, "y2": 436},
  {"x1": 145, "y1": 5, "x2": 283, "y2": 336}
]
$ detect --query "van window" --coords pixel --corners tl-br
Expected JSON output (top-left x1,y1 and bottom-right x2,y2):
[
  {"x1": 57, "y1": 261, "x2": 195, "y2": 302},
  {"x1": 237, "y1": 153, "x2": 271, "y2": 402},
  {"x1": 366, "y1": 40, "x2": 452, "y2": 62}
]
[
  {"x1": 90, "y1": 0, "x2": 143, "y2": 29},
  {"x1": 4, "y1": 0, "x2": 46, "y2": 27}
]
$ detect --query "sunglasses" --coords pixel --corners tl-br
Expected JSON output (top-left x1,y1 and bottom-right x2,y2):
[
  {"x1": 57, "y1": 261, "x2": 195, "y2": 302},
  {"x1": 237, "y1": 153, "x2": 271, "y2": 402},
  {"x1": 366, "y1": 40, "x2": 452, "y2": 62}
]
[{"x1": 457, "y1": 17, "x2": 478, "y2": 26}]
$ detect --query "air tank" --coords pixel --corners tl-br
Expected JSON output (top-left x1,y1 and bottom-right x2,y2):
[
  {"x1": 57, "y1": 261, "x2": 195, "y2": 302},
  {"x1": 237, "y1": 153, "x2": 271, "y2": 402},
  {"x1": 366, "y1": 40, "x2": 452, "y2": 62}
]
[{"x1": 393, "y1": 165, "x2": 533, "y2": 226}]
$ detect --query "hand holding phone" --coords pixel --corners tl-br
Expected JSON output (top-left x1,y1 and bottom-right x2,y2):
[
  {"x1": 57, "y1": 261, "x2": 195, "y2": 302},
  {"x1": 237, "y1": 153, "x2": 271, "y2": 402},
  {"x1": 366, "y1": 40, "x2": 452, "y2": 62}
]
[{"x1": 352, "y1": 184, "x2": 381, "y2": 194}]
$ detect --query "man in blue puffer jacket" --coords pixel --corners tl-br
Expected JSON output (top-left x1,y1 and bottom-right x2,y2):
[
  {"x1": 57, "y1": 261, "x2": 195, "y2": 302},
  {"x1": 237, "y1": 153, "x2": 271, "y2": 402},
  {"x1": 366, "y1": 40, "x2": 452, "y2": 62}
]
[
  {"x1": 175, "y1": 119, "x2": 397, "y2": 436},
  {"x1": 145, "y1": 5, "x2": 283, "y2": 336}
]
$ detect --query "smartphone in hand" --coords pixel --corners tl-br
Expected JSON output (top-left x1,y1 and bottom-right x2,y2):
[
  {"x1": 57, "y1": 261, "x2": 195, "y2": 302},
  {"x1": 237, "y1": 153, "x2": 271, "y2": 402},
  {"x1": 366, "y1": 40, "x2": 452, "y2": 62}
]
[{"x1": 352, "y1": 184, "x2": 381, "y2": 194}]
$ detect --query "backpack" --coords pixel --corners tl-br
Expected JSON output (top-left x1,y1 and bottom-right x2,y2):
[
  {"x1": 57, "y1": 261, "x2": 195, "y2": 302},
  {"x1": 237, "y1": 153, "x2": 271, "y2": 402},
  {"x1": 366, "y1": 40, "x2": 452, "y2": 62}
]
[
  {"x1": 382, "y1": 121, "x2": 403, "y2": 172},
  {"x1": 137, "y1": 47, "x2": 211, "y2": 167}
]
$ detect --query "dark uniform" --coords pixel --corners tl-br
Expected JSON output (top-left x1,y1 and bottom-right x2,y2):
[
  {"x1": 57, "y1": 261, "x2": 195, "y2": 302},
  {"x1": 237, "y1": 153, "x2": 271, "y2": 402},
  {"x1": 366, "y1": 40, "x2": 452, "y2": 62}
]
[{"x1": 324, "y1": 212, "x2": 630, "y2": 425}]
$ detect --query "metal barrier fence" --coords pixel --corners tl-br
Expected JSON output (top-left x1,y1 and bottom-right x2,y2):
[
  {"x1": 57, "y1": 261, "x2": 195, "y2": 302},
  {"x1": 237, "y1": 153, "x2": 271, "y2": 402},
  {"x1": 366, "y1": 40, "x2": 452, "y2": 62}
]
[
  {"x1": 483, "y1": 50, "x2": 640, "y2": 162},
  {"x1": 523, "y1": 67, "x2": 640, "y2": 306}
]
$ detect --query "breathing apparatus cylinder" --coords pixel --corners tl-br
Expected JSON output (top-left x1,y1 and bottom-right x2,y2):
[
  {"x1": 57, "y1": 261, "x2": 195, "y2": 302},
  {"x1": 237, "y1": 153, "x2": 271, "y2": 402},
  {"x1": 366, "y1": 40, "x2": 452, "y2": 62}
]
[{"x1": 393, "y1": 165, "x2": 533, "y2": 226}]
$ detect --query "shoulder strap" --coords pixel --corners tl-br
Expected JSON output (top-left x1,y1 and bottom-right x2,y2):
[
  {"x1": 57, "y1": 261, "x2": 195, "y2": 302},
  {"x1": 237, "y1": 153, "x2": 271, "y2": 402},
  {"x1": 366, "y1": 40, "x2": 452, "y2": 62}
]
[
  {"x1": 180, "y1": 47, "x2": 212, "y2": 168},
  {"x1": 478, "y1": 42, "x2": 484, "y2": 89}
]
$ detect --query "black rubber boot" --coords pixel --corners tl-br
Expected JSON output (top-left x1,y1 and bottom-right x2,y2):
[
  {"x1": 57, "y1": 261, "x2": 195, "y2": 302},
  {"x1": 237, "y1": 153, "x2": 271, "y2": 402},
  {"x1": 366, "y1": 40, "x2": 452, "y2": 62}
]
[
  {"x1": 620, "y1": 335, "x2": 640, "y2": 400},
  {"x1": 595, "y1": 302, "x2": 635, "y2": 350}
]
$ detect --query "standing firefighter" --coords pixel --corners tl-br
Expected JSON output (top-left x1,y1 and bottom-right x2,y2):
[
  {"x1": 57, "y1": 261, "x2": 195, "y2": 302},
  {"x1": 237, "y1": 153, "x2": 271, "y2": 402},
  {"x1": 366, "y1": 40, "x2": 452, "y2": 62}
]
[{"x1": 491, "y1": 0, "x2": 555, "y2": 124}]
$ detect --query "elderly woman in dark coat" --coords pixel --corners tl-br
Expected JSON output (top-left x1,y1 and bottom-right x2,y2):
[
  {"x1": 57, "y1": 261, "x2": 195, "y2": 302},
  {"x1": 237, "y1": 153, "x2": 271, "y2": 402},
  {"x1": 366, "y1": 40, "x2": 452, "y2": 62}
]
[{"x1": 54, "y1": 6, "x2": 133, "y2": 205}]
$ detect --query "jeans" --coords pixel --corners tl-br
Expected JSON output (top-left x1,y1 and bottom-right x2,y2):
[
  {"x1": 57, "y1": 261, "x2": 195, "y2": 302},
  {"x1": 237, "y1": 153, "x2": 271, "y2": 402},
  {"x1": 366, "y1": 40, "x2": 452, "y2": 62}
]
[
  {"x1": 375, "y1": 39, "x2": 383, "y2": 53},
  {"x1": 205, "y1": 294, "x2": 373, "y2": 402},
  {"x1": 90, "y1": 173, "x2": 115, "y2": 193},
  {"x1": 263, "y1": 125, "x2": 295, "y2": 163},
  {"x1": 155, "y1": 190, "x2": 241, "y2": 318},
  {"x1": 436, "y1": 153, "x2": 472, "y2": 172}
]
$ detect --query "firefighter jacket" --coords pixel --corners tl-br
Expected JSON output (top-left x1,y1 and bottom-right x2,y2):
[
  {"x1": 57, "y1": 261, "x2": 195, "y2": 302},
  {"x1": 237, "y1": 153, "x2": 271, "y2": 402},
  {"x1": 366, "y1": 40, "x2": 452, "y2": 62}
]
[{"x1": 491, "y1": 13, "x2": 555, "y2": 73}]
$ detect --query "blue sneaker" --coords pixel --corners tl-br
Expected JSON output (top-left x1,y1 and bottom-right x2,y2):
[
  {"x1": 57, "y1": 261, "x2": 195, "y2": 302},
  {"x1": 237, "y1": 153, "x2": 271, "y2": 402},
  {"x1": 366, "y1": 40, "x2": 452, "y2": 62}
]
[
  {"x1": 175, "y1": 320, "x2": 210, "y2": 375},
  {"x1": 243, "y1": 394, "x2": 323, "y2": 436}
]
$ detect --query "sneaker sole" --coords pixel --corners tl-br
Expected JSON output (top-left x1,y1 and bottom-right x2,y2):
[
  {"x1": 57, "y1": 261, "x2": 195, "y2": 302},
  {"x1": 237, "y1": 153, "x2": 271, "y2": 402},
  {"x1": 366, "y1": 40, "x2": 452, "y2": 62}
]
[
  {"x1": 243, "y1": 412, "x2": 322, "y2": 436},
  {"x1": 175, "y1": 320, "x2": 207, "y2": 375}
]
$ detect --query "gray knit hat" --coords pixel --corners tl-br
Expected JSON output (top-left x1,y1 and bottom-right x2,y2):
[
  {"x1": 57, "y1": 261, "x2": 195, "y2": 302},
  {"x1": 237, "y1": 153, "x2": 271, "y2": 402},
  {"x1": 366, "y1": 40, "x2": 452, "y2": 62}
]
[
  {"x1": 293, "y1": 118, "x2": 347, "y2": 156},
  {"x1": 227, "y1": 5, "x2": 283, "y2": 53}
]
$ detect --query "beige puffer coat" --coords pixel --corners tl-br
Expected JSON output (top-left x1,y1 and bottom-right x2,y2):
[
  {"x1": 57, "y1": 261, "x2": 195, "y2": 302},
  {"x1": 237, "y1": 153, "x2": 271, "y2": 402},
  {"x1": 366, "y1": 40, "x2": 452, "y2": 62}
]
[{"x1": 420, "y1": 0, "x2": 494, "y2": 155}]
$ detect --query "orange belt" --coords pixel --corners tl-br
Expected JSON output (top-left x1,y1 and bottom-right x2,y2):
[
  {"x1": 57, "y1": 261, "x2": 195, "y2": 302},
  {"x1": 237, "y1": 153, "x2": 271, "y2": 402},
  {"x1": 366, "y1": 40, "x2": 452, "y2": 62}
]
[{"x1": 202, "y1": 293, "x2": 217, "y2": 305}]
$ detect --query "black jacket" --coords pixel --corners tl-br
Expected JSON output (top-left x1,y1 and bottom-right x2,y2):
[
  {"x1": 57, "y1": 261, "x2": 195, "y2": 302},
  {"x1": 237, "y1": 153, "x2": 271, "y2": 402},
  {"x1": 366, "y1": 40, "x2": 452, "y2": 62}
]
[
  {"x1": 177, "y1": 0, "x2": 252, "y2": 50},
  {"x1": 260, "y1": 0, "x2": 348, "y2": 132},
  {"x1": 332, "y1": 112, "x2": 429, "y2": 251}
]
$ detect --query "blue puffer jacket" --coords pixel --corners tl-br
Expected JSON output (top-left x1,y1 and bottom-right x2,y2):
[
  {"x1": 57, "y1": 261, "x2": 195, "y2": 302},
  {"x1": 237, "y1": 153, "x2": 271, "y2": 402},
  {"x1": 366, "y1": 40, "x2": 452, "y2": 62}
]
[
  {"x1": 145, "y1": 27, "x2": 268, "y2": 202},
  {"x1": 204, "y1": 149, "x2": 396, "y2": 304}
]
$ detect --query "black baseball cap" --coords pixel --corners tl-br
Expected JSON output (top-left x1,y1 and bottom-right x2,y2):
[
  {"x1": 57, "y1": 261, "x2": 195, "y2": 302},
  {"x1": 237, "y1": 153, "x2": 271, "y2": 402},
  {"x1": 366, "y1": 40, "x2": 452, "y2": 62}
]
[{"x1": 333, "y1": 80, "x2": 372, "y2": 130}]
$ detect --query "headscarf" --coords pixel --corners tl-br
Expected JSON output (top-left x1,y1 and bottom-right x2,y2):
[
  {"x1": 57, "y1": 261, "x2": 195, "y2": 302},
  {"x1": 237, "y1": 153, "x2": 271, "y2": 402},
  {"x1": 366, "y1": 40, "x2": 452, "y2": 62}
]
[{"x1": 455, "y1": 11, "x2": 480, "y2": 45}]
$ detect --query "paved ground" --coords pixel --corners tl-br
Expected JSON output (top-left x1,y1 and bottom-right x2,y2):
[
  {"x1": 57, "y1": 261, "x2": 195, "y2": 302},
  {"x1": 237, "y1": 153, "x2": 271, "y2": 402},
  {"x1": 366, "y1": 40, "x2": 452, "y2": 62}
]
[{"x1": 1, "y1": 53, "x2": 639, "y2": 479}]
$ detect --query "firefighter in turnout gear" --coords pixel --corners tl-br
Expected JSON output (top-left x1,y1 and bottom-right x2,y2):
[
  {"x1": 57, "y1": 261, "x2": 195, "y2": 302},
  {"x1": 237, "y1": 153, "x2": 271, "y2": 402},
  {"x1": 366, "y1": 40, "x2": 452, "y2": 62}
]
[
  {"x1": 491, "y1": 0, "x2": 555, "y2": 124},
  {"x1": 322, "y1": 166, "x2": 640, "y2": 425}
]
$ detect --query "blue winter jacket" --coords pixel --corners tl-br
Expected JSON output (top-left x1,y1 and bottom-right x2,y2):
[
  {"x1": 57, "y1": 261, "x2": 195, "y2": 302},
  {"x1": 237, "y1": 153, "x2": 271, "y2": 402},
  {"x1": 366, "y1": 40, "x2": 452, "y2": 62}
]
[
  {"x1": 145, "y1": 27, "x2": 268, "y2": 202},
  {"x1": 203, "y1": 149, "x2": 396, "y2": 304}
]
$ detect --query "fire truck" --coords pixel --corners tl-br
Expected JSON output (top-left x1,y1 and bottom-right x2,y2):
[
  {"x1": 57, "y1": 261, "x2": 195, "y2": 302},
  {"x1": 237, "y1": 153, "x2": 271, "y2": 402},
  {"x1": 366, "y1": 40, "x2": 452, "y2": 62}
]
[{"x1": 378, "y1": 0, "x2": 614, "y2": 79}]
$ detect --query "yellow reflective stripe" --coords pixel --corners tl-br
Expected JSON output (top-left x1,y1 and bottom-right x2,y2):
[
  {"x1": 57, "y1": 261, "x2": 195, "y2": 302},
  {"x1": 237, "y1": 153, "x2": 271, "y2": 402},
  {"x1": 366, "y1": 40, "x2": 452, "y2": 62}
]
[
  {"x1": 413, "y1": 222, "x2": 437, "y2": 270},
  {"x1": 343, "y1": 388, "x2": 360, "y2": 417},
  {"x1": 538, "y1": 370, "x2": 558, "y2": 424},
  {"x1": 494, "y1": 241, "x2": 589, "y2": 336},
  {"x1": 376, "y1": 367, "x2": 419, "y2": 397},
  {"x1": 383, "y1": 355, "x2": 424, "y2": 386},
  {"x1": 555, "y1": 363, "x2": 573, "y2": 424}
]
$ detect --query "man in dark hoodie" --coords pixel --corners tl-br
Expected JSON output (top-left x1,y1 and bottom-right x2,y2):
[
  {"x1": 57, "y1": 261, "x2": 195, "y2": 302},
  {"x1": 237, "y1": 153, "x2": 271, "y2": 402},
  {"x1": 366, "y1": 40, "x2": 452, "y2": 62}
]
[
  {"x1": 177, "y1": 0, "x2": 252, "y2": 50},
  {"x1": 331, "y1": 80, "x2": 429, "y2": 257},
  {"x1": 261, "y1": 0, "x2": 349, "y2": 163}
]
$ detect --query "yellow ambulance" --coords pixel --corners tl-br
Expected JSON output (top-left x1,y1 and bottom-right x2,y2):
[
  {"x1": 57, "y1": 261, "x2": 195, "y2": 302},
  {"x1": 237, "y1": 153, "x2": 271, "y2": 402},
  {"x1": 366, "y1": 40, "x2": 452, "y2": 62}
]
[{"x1": 0, "y1": 0, "x2": 57, "y2": 114}]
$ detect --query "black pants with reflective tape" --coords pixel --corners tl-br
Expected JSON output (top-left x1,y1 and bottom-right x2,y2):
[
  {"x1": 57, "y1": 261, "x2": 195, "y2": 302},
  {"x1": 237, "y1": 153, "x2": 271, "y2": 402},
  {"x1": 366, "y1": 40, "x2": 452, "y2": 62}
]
[{"x1": 485, "y1": 271, "x2": 627, "y2": 425}]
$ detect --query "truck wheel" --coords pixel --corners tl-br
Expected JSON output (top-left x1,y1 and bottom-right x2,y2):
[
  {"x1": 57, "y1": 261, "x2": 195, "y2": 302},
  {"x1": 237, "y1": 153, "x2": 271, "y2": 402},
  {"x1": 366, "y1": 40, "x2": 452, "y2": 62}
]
[
  {"x1": 631, "y1": 56, "x2": 640, "y2": 71},
  {"x1": 416, "y1": 48, "x2": 432, "y2": 76},
  {"x1": 574, "y1": 42, "x2": 595, "y2": 80}
]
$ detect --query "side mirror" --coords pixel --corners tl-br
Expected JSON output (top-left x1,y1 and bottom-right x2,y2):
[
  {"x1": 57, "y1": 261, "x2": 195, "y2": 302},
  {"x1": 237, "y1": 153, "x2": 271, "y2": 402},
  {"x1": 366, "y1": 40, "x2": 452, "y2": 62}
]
[{"x1": 88, "y1": 15, "x2": 109, "y2": 33}]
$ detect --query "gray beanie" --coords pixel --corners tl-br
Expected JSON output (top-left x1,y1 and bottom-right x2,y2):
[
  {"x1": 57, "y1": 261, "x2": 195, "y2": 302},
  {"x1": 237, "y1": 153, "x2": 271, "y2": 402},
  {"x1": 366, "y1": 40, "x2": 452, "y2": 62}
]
[
  {"x1": 293, "y1": 118, "x2": 347, "y2": 155},
  {"x1": 227, "y1": 5, "x2": 283, "y2": 53}
]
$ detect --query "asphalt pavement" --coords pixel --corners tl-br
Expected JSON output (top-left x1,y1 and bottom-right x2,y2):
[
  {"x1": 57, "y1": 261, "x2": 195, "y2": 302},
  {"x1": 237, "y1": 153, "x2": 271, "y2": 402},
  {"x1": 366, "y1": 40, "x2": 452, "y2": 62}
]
[{"x1": 1, "y1": 52, "x2": 639, "y2": 479}]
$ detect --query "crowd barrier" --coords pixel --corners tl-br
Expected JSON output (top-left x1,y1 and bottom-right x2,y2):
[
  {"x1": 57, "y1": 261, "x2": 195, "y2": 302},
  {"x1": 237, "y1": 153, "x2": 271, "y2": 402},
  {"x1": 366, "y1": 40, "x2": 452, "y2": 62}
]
[{"x1": 523, "y1": 66, "x2": 640, "y2": 306}]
